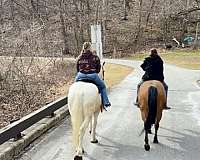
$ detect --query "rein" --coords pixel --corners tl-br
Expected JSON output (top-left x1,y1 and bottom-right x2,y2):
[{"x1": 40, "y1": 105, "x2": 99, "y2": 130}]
[
  {"x1": 100, "y1": 61, "x2": 105, "y2": 112},
  {"x1": 101, "y1": 61, "x2": 105, "y2": 80},
  {"x1": 102, "y1": 66, "x2": 105, "y2": 80}
]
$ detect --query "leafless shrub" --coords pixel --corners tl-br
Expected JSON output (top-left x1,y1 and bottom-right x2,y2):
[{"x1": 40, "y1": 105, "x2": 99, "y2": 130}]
[{"x1": 0, "y1": 56, "x2": 76, "y2": 128}]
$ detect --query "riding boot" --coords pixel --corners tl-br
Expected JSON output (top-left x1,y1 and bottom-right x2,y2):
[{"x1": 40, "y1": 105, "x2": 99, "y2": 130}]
[
  {"x1": 163, "y1": 105, "x2": 171, "y2": 110},
  {"x1": 162, "y1": 82, "x2": 171, "y2": 110},
  {"x1": 135, "y1": 81, "x2": 143, "y2": 108},
  {"x1": 163, "y1": 102, "x2": 171, "y2": 110}
]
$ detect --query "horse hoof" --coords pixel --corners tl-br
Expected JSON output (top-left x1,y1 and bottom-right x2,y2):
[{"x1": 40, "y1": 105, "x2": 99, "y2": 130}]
[
  {"x1": 91, "y1": 139, "x2": 98, "y2": 143},
  {"x1": 75, "y1": 148, "x2": 84, "y2": 154},
  {"x1": 153, "y1": 138, "x2": 159, "y2": 143},
  {"x1": 144, "y1": 144, "x2": 150, "y2": 151},
  {"x1": 74, "y1": 155, "x2": 82, "y2": 160},
  {"x1": 148, "y1": 129, "x2": 152, "y2": 134}
]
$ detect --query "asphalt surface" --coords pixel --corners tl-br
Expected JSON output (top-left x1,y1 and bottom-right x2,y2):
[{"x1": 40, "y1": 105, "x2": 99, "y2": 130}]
[{"x1": 18, "y1": 59, "x2": 200, "y2": 160}]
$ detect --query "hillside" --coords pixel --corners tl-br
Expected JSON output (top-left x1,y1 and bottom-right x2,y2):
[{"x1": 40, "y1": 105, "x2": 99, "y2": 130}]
[{"x1": 0, "y1": 0, "x2": 199, "y2": 57}]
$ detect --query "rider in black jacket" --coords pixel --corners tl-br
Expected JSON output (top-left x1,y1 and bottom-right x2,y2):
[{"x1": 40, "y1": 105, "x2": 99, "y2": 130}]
[{"x1": 135, "y1": 48, "x2": 170, "y2": 110}]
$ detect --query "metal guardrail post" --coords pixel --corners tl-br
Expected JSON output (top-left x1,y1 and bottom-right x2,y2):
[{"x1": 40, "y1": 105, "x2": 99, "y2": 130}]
[{"x1": 10, "y1": 118, "x2": 23, "y2": 141}]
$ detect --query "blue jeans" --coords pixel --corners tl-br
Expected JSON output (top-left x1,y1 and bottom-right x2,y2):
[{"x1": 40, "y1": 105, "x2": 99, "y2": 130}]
[
  {"x1": 136, "y1": 80, "x2": 168, "y2": 104},
  {"x1": 75, "y1": 72, "x2": 110, "y2": 107}
]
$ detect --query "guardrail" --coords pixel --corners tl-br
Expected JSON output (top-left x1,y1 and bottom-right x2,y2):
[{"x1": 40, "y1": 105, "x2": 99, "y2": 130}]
[{"x1": 0, "y1": 96, "x2": 68, "y2": 145}]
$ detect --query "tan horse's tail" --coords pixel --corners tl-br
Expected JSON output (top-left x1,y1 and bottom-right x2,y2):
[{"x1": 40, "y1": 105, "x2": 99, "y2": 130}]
[
  {"x1": 145, "y1": 86, "x2": 157, "y2": 131},
  {"x1": 70, "y1": 93, "x2": 84, "y2": 148}
]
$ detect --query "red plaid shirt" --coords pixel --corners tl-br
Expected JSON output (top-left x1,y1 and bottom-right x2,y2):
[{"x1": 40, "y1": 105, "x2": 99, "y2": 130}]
[{"x1": 77, "y1": 51, "x2": 101, "y2": 74}]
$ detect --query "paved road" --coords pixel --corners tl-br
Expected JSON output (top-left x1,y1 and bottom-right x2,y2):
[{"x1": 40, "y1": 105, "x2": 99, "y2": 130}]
[{"x1": 18, "y1": 59, "x2": 200, "y2": 160}]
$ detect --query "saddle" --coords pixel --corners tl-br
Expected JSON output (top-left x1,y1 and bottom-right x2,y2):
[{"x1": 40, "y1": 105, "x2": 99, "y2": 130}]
[{"x1": 77, "y1": 78, "x2": 100, "y2": 93}]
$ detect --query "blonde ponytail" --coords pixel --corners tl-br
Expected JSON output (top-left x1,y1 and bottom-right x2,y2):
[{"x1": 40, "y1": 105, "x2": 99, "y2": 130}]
[{"x1": 82, "y1": 42, "x2": 91, "y2": 52}]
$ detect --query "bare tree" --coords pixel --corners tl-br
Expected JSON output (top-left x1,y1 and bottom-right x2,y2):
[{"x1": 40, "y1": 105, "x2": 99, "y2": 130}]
[
  {"x1": 59, "y1": 0, "x2": 70, "y2": 55},
  {"x1": 134, "y1": 0, "x2": 143, "y2": 52}
]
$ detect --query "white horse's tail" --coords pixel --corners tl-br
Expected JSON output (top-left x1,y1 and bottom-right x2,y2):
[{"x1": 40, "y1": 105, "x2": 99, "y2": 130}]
[{"x1": 69, "y1": 92, "x2": 84, "y2": 148}]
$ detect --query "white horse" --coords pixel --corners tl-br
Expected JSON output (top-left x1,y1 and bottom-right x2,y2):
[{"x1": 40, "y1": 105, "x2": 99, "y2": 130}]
[{"x1": 68, "y1": 63, "x2": 105, "y2": 160}]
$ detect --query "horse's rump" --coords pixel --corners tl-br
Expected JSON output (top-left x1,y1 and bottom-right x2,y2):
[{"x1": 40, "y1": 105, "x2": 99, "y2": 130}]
[
  {"x1": 68, "y1": 81, "x2": 101, "y2": 106},
  {"x1": 68, "y1": 81, "x2": 101, "y2": 148},
  {"x1": 138, "y1": 80, "x2": 166, "y2": 150},
  {"x1": 138, "y1": 80, "x2": 166, "y2": 123}
]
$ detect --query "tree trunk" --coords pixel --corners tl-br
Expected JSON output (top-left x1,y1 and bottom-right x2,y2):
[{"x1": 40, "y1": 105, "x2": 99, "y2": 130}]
[
  {"x1": 134, "y1": 0, "x2": 143, "y2": 53},
  {"x1": 193, "y1": 22, "x2": 199, "y2": 49},
  {"x1": 86, "y1": 0, "x2": 91, "y2": 40},
  {"x1": 145, "y1": 0, "x2": 155, "y2": 28},
  {"x1": 79, "y1": 0, "x2": 84, "y2": 46},
  {"x1": 60, "y1": 10, "x2": 69, "y2": 55},
  {"x1": 10, "y1": 0, "x2": 15, "y2": 27},
  {"x1": 73, "y1": 1, "x2": 81, "y2": 53},
  {"x1": 102, "y1": 0, "x2": 108, "y2": 52},
  {"x1": 123, "y1": 0, "x2": 128, "y2": 20},
  {"x1": 95, "y1": 0, "x2": 100, "y2": 24},
  {"x1": 0, "y1": 0, "x2": 3, "y2": 25}
]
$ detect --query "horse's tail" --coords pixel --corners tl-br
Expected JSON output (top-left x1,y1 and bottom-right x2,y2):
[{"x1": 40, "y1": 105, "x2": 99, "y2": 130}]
[
  {"x1": 70, "y1": 92, "x2": 84, "y2": 148},
  {"x1": 145, "y1": 86, "x2": 157, "y2": 131}
]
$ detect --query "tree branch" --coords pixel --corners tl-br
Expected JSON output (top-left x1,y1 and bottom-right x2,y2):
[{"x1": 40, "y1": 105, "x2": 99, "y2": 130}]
[{"x1": 177, "y1": 7, "x2": 200, "y2": 16}]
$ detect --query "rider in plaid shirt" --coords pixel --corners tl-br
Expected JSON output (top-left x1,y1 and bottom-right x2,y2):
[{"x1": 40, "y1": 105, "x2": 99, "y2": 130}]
[{"x1": 75, "y1": 42, "x2": 111, "y2": 108}]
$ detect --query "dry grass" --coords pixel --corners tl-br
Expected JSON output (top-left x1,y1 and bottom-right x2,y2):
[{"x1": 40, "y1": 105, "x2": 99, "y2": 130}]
[
  {"x1": 104, "y1": 63, "x2": 133, "y2": 88},
  {"x1": 160, "y1": 50, "x2": 200, "y2": 70},
  {"x1": 58, "y1": 63, "x2": 134, "y2": 95},
  {"x1": 129, "y1": 50, "x2": 200, "y2": 70},
  {"x1": 0, "y1": 57, "x2": 76, "y2": 128},
  {"x1": 0, "y1": 59, "x2": 133, "y2": 129}
]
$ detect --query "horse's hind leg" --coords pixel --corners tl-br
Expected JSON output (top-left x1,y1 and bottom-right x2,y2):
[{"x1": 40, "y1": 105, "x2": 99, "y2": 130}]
[
  {"x1": 148, "y1": 128, "x2": 152, "y2": 134},
  {"x1": 153, "y1": 123, "x2": 159, "y2": 143},
  {"x1": 144, "y1": 129, "x2": 150, "y2": 151},
  {"x1": 76, "y1": 117, "x2": 91, "y2": 155},
  {"x1": 144, "y1": 122, "x2": 151, "y2": 151},
  {"x1": 89, "y1": 120, "x2": 92, "y2": 134},
  {"x1": 91, "y1": 111, "x2": 99, "y2": 143}
]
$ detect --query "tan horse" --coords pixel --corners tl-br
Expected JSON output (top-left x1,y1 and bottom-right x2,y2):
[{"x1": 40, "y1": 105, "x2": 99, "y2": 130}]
[{"x1": 138, "y1": 80, "x2": 166, "y2": 151}]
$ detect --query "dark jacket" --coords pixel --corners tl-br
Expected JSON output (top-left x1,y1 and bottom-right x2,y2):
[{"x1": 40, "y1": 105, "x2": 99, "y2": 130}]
[
  {"x1": 77, "y1": 50, "x2": 101, "y2": 74},
  {"x1": 141, "y1": 55, "x2": 164, "y2": 82}
]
